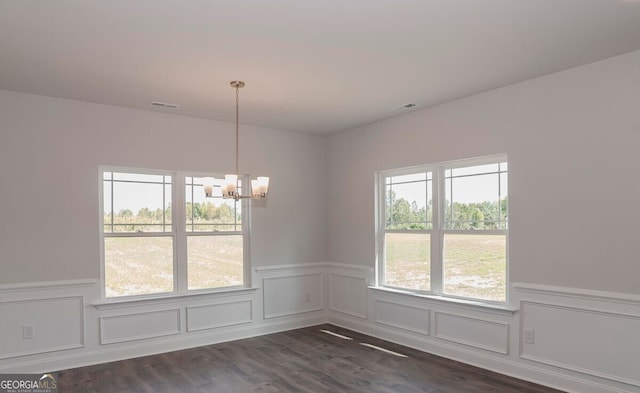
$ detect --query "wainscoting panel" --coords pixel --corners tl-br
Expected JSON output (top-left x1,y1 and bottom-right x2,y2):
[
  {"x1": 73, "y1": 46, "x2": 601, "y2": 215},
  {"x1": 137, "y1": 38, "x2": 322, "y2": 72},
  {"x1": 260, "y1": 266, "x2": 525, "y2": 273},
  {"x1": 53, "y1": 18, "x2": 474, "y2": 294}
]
[
  {"x1": 374, "y1": 299, "x2": 430, "y2": 335},
  {"x1": 329, "y1": 273, "x2": 367, "y2": 319},
  {"x1": 186, "y1": 300, "x2": 252, "y2": 332},
  {"x1": 520, "y1": 301, "x2": 640, "y2": 387},
  {"x1": 263, "y1": 273, "x2": 324, "y2": 319},
  {"x1": 100, "y1": 309, "x2": 181, "y2": 344},
  {"x1": 3, "y1": 272, "x2": 639, "y2": 393},
  {"x1": 435, "y1": 312, "x2": 509, "y2": 354},
  {"x1": 0, "y1": 296, "x2": 84, "y2": 359}
]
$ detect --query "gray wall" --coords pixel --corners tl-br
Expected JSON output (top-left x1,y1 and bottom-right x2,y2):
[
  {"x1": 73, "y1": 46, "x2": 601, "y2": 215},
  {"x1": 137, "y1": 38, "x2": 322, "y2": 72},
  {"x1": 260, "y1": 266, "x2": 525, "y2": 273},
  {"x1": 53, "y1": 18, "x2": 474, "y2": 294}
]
[
  {"x1": 2, "y1": 50, "x2": 640, "y2": 393},
  {"x1": 0, "y1": 90, "x2": 327, "y2": 284},
  {"x1": 326, "y1": 49, "x2": 640, "y2": 295},
  {"x1": 2, "y1": 49, "x2": 639, "y2": 296}
]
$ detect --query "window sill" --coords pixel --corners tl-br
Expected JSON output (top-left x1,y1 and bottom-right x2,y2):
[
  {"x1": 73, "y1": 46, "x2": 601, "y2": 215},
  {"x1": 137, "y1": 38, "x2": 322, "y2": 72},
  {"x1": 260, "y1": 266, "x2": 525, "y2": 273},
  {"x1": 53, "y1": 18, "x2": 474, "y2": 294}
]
[
  {"x1": 368, "y1": 286, "x2": 517, "y2": 315},
  {"x1": 94, "y1": 287, "x2": 258, "y2": 310}
]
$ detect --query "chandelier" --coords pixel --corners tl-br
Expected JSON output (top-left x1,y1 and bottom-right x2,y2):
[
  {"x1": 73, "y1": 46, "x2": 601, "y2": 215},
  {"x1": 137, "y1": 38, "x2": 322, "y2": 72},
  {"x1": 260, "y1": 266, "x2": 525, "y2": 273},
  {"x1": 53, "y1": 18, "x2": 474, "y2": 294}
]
[{"x1": 203, "y1": 81, "x2": 269, "y2": 201}]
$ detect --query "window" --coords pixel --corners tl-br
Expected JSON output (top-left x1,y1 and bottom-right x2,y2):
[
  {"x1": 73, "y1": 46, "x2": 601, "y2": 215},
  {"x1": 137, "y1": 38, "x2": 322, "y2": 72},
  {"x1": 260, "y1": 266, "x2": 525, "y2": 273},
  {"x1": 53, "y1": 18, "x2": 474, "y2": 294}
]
[
  {"x1": 185, "y1": 176, "x2": 244, "y2": 291},
  {"x1": 377, "y1": 155, "x2": 508, "y2": 303},
  {"x1": 383, "y1": 172, "x2": 433, "y2": 291},
  {"x1": 101, "y1": 168, "x2": 248, "y2": 299}
]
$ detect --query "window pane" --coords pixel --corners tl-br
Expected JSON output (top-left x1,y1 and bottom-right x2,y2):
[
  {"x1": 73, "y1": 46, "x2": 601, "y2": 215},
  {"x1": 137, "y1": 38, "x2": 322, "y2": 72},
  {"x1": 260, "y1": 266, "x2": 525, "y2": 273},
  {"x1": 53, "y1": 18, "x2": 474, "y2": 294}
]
[
  {"x1": 500, "y1": 171, "x2": 508, "y2": 228},
  {"x1": 445, "y1": 166, "x2": 505, "y2": 229},
  {"x1": 164, "y1": 184, "x2": 172, "y2": 226},
  {"x1": 384, "y1": 233, "x2": 430, "y2": 291},
  {"x1": 451, "y1": 173, "x2": 499, "y2": 205},
  {"x1": 186, "y1": 177, "x2": 241, "y2": 232},
  {"x1": 443, "y1": 234, "x2": 506, "y2": 302},
  {"x1": 235, "y1": 200, "x2": 242, "y2": 227},
  {"x1": 192, "y1": 224, "x2": 239, "y2": 232},
  {"x1": 188, "y1": 235, "x2": 243, "y2": 290},
  {"x1": 451, "y1": 163, "x2": 498, "y2": 177},
  {"x1": 112, "y1": 172, "x2": 167, "y2": 183},
  {"x1": 111, "y1": 224, "x2": 166, "y2": 233},
  {"x1": 103, "y1": 181, "x2": 112, "y2": 227},
  {"x1": 389, "y1": 173, "x2": 427, "y2": 184},
  {"x1": 186, "y1": 183, "x2": 193, "y2": 228},
  {"x1": 386, "y1": 178, "x2": 429, "y2": 229},
  {"x1": 219, "y1": 199, "x2": 239, "y2": 225},
  {"x1": 110, "y1": 175, "x2": 171, "y2": 233},
  {"x1": 104, "y1": 237, "x2": 174, "y2": 297}
]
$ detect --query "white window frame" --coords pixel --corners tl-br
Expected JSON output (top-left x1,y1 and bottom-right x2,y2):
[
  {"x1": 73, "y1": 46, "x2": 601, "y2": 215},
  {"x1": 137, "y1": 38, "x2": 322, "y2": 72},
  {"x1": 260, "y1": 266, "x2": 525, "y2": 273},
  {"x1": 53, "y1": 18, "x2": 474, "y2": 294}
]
[
  {"x1": 376, "y1": 154, "x2": 508, "y2": 304},
  {"x1": 98, "y1": 166, "x2": 251, "y2": 301}
]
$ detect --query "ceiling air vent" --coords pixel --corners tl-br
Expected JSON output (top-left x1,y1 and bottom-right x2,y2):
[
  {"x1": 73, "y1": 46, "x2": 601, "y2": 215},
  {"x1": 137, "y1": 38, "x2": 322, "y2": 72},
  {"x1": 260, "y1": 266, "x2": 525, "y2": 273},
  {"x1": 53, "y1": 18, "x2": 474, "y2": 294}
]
[
  {"x1": 394, "y1": 103, "x2": 417, "y2": 111},
  {"x1": 150, "y1": 101, "x2": 180, "y2": 109}
]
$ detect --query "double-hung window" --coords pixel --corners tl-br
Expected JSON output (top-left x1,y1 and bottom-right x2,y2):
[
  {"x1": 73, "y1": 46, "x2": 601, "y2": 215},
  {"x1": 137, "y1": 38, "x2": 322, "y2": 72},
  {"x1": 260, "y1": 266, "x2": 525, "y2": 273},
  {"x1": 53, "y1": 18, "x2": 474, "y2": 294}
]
[
  {"x1": 377, "y1": 155, "x2": 508, "y2": 303},
  {"x1": 101, "y1": 168, "x2": 248, "y2": 299}
]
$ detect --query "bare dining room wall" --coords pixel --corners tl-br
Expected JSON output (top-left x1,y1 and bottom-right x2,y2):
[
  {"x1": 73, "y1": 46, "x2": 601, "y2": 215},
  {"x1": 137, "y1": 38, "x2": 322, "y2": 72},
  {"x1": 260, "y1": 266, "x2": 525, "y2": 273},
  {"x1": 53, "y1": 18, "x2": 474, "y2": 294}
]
[
  {"x1": 326, "y1": 49, "x2": 640, "y2": 295},
  {"x1": 322, "y1": 49, "x2": 640, "y2": 393},
  {"x1": 0, "y1": 89, "x2": 328, "y2": 285},
  {"x1": 0, "y1": 89, "x2": 330, "y2": 374}
]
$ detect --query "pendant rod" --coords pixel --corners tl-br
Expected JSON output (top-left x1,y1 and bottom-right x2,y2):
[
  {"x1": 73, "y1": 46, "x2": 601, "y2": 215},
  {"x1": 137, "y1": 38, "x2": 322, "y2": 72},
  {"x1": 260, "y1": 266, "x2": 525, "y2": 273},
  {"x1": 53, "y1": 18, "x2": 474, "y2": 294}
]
[
  {"x1": 207, "y1": 80, "x2": 268, "y2": 201},
  {"x1": 235, "y1": 83, "x2": 239, "y2": 176}
]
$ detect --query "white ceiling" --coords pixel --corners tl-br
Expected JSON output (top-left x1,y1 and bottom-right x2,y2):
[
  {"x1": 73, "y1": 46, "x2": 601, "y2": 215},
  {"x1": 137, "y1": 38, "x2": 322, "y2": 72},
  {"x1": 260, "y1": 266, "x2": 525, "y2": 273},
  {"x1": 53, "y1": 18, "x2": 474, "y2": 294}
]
[{"x1": 2, "y1": 1, "x2": 640, "y2": 135}]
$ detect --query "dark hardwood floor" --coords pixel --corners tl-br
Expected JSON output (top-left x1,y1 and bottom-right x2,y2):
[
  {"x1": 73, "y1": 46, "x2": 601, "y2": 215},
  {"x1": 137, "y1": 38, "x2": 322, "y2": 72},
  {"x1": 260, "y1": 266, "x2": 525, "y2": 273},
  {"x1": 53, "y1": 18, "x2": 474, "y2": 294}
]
[{"x1": 56, "y1": 324, "x2": 564, "y2": 393}]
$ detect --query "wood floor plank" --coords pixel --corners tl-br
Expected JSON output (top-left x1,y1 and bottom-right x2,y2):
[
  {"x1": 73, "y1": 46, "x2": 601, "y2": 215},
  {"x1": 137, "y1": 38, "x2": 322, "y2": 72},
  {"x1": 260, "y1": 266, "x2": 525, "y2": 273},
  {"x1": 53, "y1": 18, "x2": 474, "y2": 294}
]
[{"x1": 55, "y1": 324, "x2": 564, "y2": 393}]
